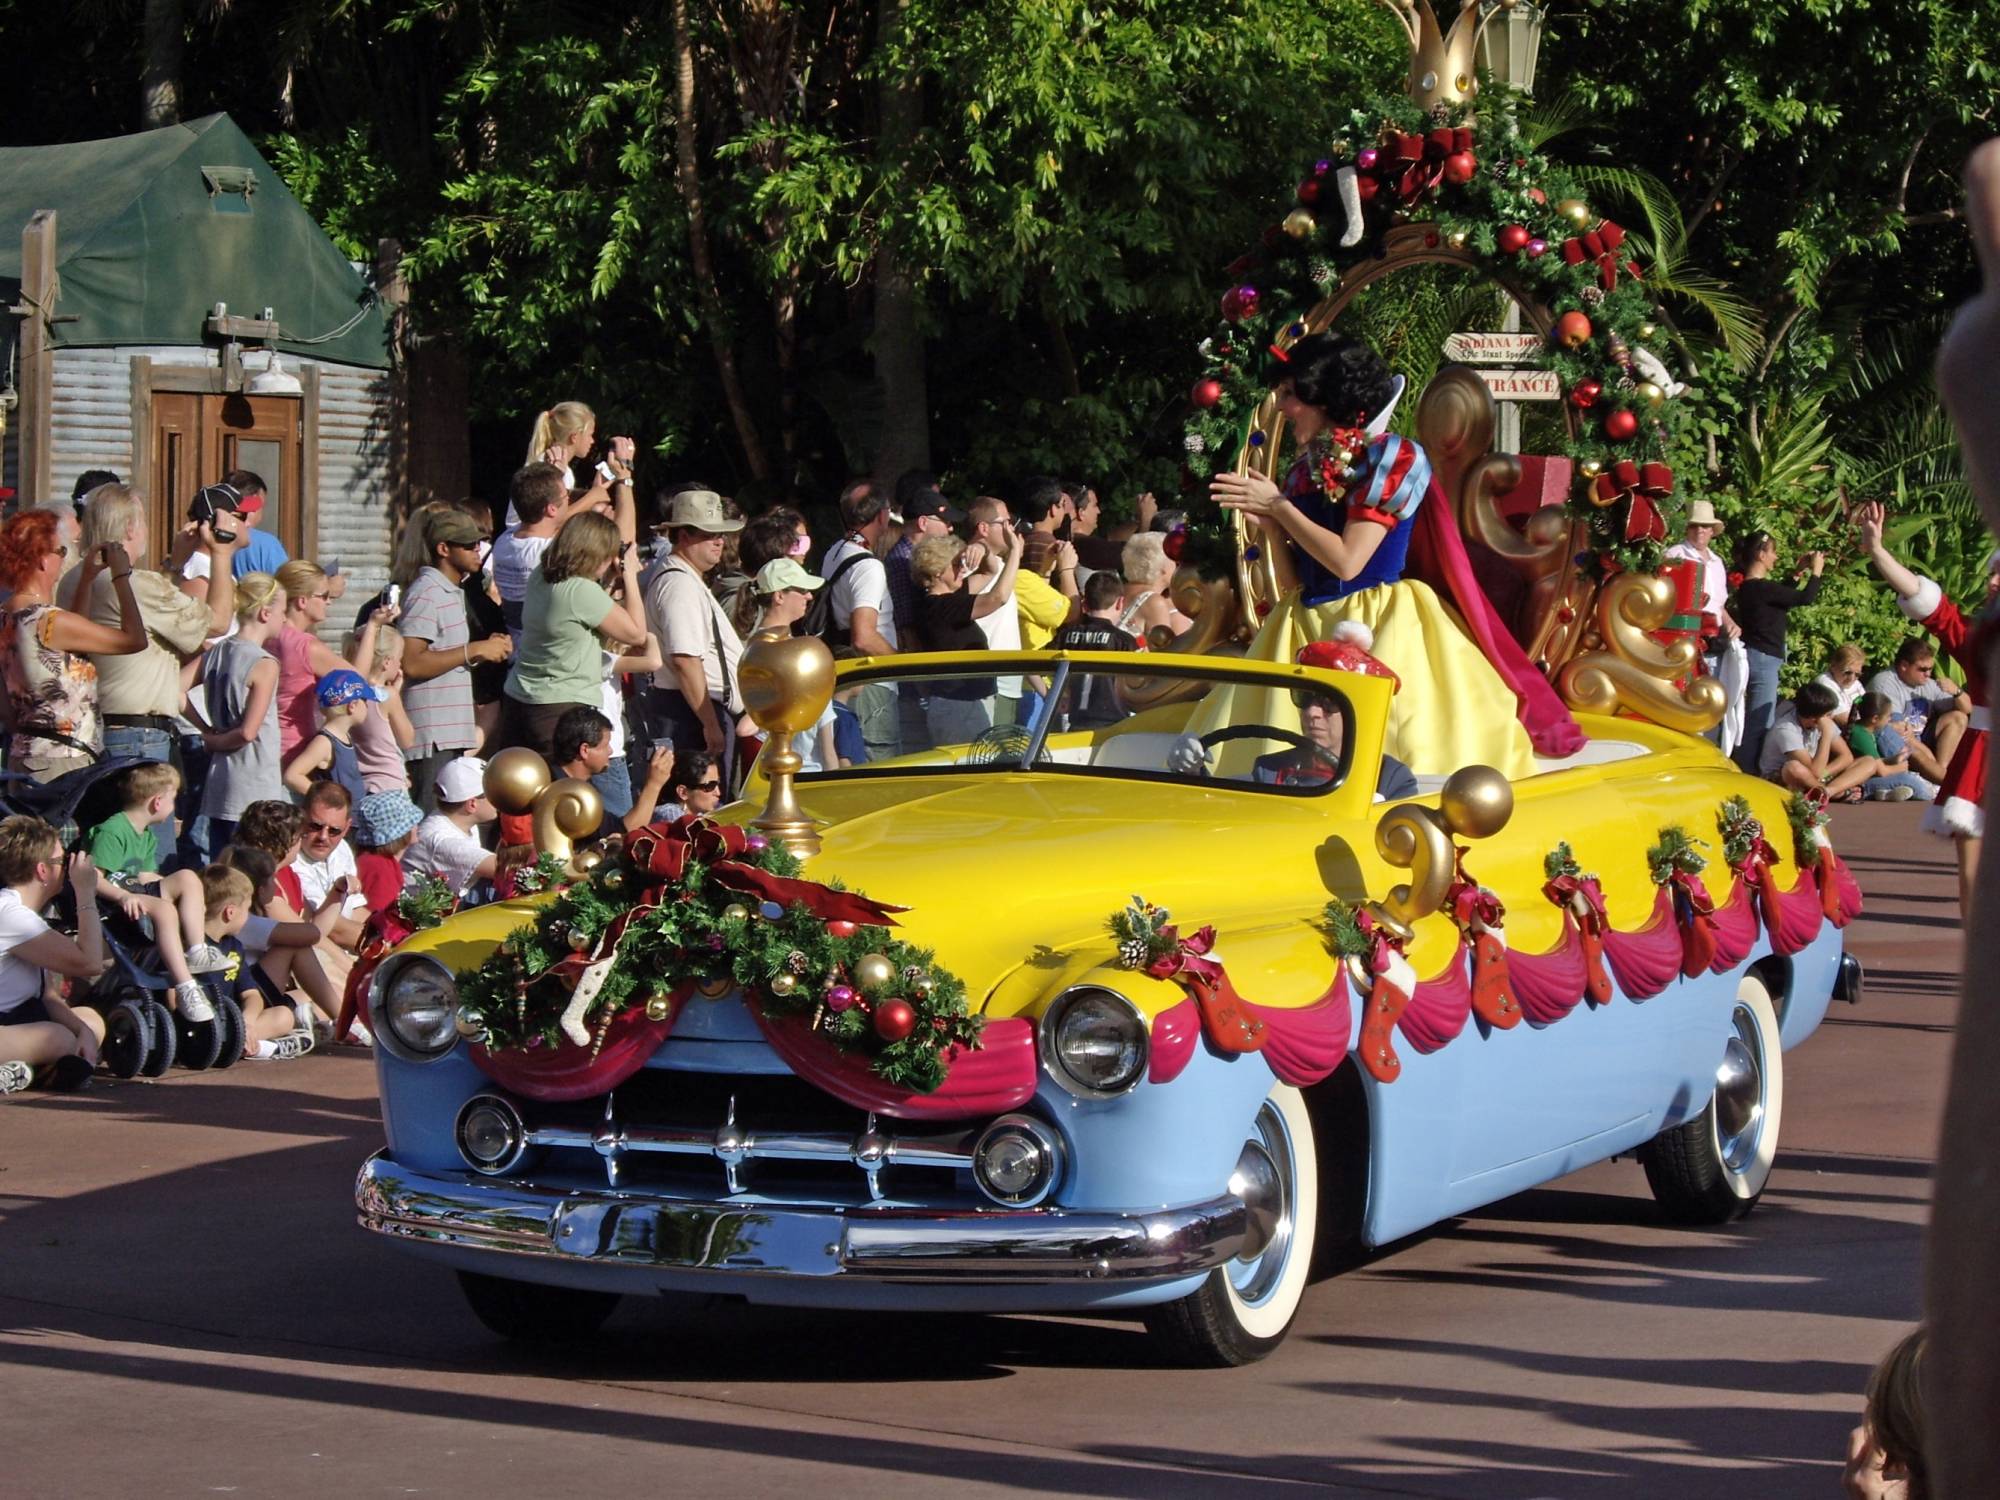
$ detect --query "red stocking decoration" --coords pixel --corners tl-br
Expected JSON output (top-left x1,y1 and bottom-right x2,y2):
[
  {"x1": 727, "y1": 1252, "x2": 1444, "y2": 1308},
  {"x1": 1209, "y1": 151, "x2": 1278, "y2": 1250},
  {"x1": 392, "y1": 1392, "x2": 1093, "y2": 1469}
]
[
  {"x1": 1673, "y1": 872, "x2": 1719, "y2": 979},
  {"x1": 1184, "y1": 971, "x2": 1268, "y2": 1054}
]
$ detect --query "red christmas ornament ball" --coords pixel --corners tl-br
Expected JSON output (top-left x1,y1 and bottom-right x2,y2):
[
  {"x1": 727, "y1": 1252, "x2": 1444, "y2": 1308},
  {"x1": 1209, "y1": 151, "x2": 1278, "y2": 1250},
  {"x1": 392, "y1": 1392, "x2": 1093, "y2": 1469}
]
[
  {"x1": 1297, "y1": 177, "x2": 1322, "y2": 205},
  {"x1": 1497, "y1": 224, "x2": 1530, "y2": 255},
  {"x1": 1555, "y1": 311, "x2": 1594, "y2": 349},
  {"x1": 1528, "y1": 187, "x2": 1547, "y2": 205},
  {"x1": 1233, "y1": 284, "x2": 1261, "y2": 319},
  {"x1": 826, "y1": 919, "x2": 858, "y2": 940},
  {"x1": 1355, "y1": 174, "x2": 1380, "y2": 204},
  {"x1": 1568, "y1": 378, "x2": 1603, "y2": 409},
  {"x1": 1190, "y1": 378, "x2": 1223, "y2": 409},
  {"x1": 1162, "y1": 528, "x2": 1187, "y2": 561},
  {"x1": 1443, "y1": 151, "x2": 1478, "y2": 185},
  {"x1": 874, "y1": 998, "x2": 918, "y2": 1043},
  {"x1": 1603, "y1": 408, "x2": 1640, "y2": 442}
]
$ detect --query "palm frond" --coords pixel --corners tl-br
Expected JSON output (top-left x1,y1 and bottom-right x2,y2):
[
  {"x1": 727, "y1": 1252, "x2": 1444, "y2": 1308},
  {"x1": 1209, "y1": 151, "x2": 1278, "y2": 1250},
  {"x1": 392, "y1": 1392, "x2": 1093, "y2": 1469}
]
[{"x1": 1516, "y1": 89, "x2": 1591, "y2": 153}]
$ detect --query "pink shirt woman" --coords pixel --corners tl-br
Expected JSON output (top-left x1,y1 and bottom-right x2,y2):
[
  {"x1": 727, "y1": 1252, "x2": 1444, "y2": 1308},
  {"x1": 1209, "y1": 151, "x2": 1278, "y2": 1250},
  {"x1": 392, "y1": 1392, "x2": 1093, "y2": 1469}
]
[{"x1": 274, "y1": 560, "x2": 390, "y2": 761}]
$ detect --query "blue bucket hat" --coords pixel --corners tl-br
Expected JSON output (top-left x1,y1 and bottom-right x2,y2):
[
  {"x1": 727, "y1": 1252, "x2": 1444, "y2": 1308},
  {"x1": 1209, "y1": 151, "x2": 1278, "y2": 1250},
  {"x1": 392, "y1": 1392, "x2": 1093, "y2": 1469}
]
[
  {"x1": 355, "y1": 789, "x2": 423, "y2": 848},
  {"x1": 317, "y1": 668, "x2": 384, "y2": 709}
]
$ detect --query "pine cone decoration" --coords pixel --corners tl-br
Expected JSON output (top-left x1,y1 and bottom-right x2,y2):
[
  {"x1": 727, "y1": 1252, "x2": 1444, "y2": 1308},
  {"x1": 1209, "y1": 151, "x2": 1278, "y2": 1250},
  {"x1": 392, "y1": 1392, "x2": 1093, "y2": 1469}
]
[
  {"x1": 1117, "y1": 938, "x2": 1151, "y2": 969},
  {"x1": 785, "y1": 950, "x2": 810, "y2": 975}
]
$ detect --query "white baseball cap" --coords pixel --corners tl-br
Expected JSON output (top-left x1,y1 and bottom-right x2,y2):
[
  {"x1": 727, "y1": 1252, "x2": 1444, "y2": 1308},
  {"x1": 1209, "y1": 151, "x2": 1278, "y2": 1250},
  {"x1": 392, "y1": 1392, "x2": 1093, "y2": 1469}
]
[{"x1": 435, "y1": 755, "x2": 488, "y2": 804}]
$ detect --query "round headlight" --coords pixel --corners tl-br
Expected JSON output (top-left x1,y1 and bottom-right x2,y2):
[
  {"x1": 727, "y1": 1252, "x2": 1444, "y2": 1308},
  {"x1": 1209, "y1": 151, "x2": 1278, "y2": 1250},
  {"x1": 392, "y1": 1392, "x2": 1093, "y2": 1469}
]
[
  {"x1": 376, "y1": 958, "x2": 461, "y2": 1059},
  {"x1": 1040, "y1": 985, "x2": 1148, "y2": 1098},
  {"x1": 456, "y1": 1094, "x2": 527, "y2": 1175},
  {"x1": 972, "y1": 1114, "x2": 1064, "y2": 1207}
]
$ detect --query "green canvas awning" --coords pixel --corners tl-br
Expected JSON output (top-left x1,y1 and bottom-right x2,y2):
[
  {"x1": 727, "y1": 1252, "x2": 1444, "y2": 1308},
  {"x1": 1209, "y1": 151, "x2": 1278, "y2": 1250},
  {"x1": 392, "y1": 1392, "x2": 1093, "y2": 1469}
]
[{"x1": 0, "y1": 113, "x2": 388, "y2": 369}]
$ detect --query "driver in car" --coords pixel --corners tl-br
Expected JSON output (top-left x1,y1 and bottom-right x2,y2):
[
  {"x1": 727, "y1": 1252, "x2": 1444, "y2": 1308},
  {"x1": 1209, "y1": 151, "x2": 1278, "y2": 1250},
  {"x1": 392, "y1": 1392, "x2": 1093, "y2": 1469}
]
[
  {"x1": 1251, "y1": 686, "x2": 1419, "y2": 800},
  {"x1": 1253, "y1": 629, "x2": 1419, "y2": 799}
]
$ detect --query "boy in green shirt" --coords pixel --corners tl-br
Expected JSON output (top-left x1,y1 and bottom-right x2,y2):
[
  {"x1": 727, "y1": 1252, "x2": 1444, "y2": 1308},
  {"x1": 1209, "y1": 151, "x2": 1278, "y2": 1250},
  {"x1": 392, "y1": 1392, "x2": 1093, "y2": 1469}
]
[{"x1": 85, "y1": 763, "x2": 227, "y2": 1020}]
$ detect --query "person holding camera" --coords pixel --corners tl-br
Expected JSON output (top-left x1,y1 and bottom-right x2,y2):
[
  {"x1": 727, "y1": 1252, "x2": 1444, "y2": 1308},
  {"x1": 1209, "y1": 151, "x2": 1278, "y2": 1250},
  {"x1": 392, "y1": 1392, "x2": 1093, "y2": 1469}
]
[
  {"x1": 399, "y1": 509, "x2": 514, "y2": 810},
  {"x1": 0, "y1": 511, "x2": 147, "y2": 782}
]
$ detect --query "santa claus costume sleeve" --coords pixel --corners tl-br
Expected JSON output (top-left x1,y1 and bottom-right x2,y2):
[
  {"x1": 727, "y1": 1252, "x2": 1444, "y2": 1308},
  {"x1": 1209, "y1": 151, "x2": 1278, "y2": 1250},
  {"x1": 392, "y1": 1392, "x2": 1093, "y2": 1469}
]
[{"x1": 1903, "y1": 575, "x2": 1991, "y2": 839}]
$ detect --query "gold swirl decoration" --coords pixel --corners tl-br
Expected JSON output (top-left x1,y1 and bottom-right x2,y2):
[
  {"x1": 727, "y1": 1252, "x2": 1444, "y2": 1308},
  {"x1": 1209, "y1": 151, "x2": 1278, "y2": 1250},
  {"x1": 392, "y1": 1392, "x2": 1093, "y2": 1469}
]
[
  {"x1": 1556, "y1": 572, "x2": 1727, "y2": 733},
  {"x1": 483, "y1": 747, "x2": 606, "y2": 877},
  {"x1": 1367, "y1": 765, "x2": 1513, "y2": 940}
]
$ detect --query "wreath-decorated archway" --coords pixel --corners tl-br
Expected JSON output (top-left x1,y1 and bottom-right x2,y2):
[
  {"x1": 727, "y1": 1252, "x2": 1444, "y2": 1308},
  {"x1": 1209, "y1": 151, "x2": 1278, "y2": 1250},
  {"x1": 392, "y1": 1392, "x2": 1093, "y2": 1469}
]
[{"x1": 1168, "y1": 0, "x2": 1720, "y2": 733}]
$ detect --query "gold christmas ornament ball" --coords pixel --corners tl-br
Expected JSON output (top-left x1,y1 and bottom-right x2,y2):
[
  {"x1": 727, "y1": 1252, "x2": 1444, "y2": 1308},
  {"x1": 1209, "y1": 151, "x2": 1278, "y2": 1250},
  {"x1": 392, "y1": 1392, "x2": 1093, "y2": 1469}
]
[
  {"x1": 769, "y1": 972, "x2": 799, "y2": 997},
  {"x1": 1579, "y1": 458, "x2": 1605, "y2": 479},
  {"x1": 1638, "y1": 322, "x2": 1658, "y2": 340},
  {"x1": 912, "y1": 976, "x2": 935, "y2": 998},
  {"x1": 1556, "y1": 198, "x2": 1591, "y2": 228},
  {"x1": 567, "y1": 929, "x2": 592, "y2": 953},
  {"x1": 723, "y1": 903, "x2": 750, "y2": 924},
  {"x1": 645, "y1": 993, "x2": 674, "y2": 1022},
  {"x1": 454, "y1": 1012, "x2": 484, "y2": 1038},
  {"x1": 483, "y1": 746, "x2": 553, "y2": 815},
  {"x1": 854, "y1": 953, "x2": 897, "y2": 991},
  {"x1": 1446, "y1": 230, "x2": 1468, "y2": 249},
  {"x1": 1637, "y1": 381, "x2": 1666, "y2": 407},
  {"x1": 600, "y1": 867, "x2": 625, "y2": 892},
  {"x1": 1439, "y1": 766, "x2": 1515, "y2": 840},
  {"x1": 1282, "y1": 208, "x2": 1316, "y2": 240}
]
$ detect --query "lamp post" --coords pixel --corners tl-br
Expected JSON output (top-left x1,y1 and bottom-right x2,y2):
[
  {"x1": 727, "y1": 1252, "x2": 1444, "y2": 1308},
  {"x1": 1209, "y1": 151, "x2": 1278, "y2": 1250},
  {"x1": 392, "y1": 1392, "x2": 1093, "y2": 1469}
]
[
  {"x1": 1478, "y1": 0, "x2": 1545, "y2": 96},
  {"x1": 1479, "y1": 2, "x2": 1546, "y2": 452}
]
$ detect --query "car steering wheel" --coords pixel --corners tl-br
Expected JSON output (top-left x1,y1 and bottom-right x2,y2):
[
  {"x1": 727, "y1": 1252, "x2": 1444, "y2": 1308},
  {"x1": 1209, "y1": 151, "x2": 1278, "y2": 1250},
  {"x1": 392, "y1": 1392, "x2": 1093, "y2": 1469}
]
[{"x1": 1194, "y1": 724, "x2": 1338, "y2": 776}]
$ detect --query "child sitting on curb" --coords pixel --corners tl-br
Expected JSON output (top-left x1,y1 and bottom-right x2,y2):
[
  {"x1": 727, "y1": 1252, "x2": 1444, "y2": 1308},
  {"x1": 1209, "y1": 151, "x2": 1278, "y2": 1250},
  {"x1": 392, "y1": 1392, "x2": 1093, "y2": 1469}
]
[
  {"x1": 221, "y1": 844, "x2": 346, "y2": 1045},
  {"x1": 282, "y1": 668, "x2": 377, "y2": 802},
  {"x1": 352, "y1": 789, "x2": 421, "y2": 917},
  {"x1": 197, "y1": 864, "x2": 311, "y2": 1061},
  {"x1": 1849, "y1": 691, "x2": 1941, "y2": 804},
  {"x1": 1757, "y1": 680, "x2": 1880, "y2": 801},
  {"x1": 85, "y1": 763, "x2": 228, "y2": 1023}
]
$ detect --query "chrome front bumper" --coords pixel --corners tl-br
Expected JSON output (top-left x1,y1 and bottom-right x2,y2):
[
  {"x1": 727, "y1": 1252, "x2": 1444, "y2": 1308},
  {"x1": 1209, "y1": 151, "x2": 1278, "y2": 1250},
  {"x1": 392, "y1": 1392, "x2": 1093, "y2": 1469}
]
[{"x1": 356, "y1": 1153, "x2": 1250, "y2": 1283}]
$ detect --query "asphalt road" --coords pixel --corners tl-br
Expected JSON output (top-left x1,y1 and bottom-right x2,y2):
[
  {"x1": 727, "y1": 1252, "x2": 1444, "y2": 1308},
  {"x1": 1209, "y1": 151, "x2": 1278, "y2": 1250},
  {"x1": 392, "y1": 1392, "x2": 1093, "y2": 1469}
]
[{"x1": 0, "y1": 803, "x2": 1949, "y2": 1499}]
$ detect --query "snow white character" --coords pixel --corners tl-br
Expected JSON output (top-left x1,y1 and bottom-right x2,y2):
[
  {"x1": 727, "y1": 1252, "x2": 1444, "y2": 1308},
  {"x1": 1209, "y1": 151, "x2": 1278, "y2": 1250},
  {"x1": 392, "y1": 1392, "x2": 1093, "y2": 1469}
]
[{"x1": 1209, "y1": 332, "x2": 1584, "y2": 778}]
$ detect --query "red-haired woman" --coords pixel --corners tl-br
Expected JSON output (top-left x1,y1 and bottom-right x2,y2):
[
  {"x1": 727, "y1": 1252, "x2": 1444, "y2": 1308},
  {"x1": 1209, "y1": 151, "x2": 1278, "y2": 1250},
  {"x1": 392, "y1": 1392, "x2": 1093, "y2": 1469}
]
[{"x1": 0, "y1": 510, "x2": 147, "y2": 781}]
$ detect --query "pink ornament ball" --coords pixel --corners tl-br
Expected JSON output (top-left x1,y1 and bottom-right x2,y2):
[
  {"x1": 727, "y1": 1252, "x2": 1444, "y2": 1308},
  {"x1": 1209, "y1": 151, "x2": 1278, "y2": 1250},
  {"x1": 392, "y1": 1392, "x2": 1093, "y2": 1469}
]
[
  {"x1": 745, "y1": 834, "x2": 769, "y2": 853},
  {"x1": 1526, "y1": 238, "x2": 1548, "y2": 258},
  {"x1": 1356, "y1": 147, "x2": 1379, "y2": 171},
  {"x1": 827, "y1": 985, "x2": 857, "y2": 1012}
]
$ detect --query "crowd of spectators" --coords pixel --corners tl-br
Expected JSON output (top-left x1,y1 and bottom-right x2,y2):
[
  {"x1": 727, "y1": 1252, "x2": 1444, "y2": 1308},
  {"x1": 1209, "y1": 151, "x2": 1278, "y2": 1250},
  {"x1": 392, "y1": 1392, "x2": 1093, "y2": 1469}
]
[{"x1": 0, "y1": 431, "x2": 1170, "y2": 1089}]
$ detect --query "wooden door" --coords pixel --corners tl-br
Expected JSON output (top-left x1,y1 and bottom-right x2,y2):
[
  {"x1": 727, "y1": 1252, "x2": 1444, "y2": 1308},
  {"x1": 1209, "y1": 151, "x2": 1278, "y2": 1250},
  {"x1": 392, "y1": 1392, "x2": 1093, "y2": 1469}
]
[{"x1": 146, "y1": 392, "x2": 303, "y2": 559}]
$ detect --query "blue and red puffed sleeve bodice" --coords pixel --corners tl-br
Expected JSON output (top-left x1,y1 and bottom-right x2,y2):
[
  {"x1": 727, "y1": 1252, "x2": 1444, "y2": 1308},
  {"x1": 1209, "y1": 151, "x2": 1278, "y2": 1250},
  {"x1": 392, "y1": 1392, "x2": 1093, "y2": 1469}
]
[{"x1": 1281, "y1": 433, "x2": 1432, "y2": 606}]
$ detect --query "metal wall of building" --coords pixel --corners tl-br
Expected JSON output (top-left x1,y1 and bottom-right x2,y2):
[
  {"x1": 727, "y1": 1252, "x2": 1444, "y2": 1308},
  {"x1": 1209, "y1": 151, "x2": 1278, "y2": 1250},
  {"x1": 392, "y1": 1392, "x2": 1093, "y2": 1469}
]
[{"x1": 35, "y1": 346, "x2": 395, "y2": 616}]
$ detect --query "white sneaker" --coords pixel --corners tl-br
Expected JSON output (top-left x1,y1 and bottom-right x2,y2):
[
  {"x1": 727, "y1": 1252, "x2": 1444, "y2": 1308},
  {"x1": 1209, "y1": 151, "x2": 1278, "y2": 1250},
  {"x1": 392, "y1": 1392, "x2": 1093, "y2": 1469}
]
[
  {"x1": 243, "y1": 1032, "x2": 312, "y2": 1061},
  {"x1": 173, "y1": 980, "x2": 215, "y2": 1024},
  {"x1": 0, "y1": 1059, "x2": 32, "y2": 1094},
  {"x1": 1889, "y1": 785, "x2": 1916, "y2": 801},
  {"x1": 185, "y1": 943, "x2": 231, "y2": 974}
]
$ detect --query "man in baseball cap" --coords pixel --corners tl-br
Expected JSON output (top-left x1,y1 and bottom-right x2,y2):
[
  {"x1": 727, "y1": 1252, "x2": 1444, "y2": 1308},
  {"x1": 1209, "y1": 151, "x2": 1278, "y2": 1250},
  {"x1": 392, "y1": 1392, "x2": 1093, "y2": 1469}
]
[{"x1": 403, "y1": 755, "x2": 519, "y2": 900}]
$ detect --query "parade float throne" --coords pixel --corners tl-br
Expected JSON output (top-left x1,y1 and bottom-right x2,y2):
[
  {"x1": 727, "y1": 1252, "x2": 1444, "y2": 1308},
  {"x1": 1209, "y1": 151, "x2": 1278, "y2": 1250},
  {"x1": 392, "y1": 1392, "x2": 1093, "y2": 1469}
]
[{"x1": 1155, "y1": 0, "x2": 1724, "y2": 739}]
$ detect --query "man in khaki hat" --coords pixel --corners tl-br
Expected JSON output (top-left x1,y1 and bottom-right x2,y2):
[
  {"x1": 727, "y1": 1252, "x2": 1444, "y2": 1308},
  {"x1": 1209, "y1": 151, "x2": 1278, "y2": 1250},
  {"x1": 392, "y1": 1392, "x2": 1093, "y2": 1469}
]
[
  {"x1": 641, "y1": 489, "x2": 746, "y2": 787},
  {"x1": 1664, "y1": 499, "x2": 1745, "y2": 749}
]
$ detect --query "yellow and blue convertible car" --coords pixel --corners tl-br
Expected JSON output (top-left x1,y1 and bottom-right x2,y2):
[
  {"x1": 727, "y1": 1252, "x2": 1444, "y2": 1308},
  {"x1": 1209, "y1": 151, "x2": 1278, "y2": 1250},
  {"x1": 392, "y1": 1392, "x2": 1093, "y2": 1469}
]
[{"x1": 355, "y1": 645, "x2": 1860, "y2": 1366}]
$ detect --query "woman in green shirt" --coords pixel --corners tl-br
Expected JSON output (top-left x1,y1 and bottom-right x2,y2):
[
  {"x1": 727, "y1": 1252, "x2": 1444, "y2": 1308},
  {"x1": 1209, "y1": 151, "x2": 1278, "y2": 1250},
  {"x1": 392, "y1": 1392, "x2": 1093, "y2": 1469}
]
[{"x1": 502, "y1": 511, "x2": 648, "y2": 759}]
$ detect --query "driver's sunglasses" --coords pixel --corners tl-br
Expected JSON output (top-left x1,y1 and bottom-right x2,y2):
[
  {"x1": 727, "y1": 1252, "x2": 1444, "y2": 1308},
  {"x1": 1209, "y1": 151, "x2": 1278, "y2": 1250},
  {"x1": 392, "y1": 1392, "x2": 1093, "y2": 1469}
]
[{"x1": 1288, "y1": 690, "x2": 1337, "y2": 713}]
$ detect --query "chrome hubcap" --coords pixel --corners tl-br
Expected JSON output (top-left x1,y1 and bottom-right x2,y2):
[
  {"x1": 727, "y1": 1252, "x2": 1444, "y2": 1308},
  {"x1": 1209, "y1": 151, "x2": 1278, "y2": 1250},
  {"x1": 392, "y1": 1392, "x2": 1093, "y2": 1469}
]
[
  {"x1": 1713, "y1": 1004, "x2": 1766, "y2": 1175},
  {"x1": 1227, "y1": 1101, "x2": 1295, "y2": 1306}
]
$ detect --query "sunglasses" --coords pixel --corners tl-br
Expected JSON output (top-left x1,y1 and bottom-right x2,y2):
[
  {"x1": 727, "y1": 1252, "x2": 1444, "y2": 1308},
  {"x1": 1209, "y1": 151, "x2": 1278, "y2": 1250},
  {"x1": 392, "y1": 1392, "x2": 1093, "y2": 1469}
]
[
  {"x1": 691, "y1": 779, "x2": 722, "y2": 792},
  {"x1": 306, "y1": 819, "x2": 349, "y2": 837}
]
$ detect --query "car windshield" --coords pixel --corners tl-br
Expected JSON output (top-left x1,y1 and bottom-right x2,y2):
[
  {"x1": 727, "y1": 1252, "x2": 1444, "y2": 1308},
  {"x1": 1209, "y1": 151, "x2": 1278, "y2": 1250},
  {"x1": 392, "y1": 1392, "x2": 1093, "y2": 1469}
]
[{"x1": 793, "y1": 657, "x2": 1356, "y2": 796}]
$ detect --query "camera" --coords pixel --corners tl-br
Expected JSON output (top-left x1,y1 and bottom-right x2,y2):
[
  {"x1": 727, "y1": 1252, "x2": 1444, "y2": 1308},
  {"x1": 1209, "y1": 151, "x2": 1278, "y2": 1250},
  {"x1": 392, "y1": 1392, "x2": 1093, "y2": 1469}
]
[{"x1": 190, "y1": 483, "x2": 240, "y2": 543}]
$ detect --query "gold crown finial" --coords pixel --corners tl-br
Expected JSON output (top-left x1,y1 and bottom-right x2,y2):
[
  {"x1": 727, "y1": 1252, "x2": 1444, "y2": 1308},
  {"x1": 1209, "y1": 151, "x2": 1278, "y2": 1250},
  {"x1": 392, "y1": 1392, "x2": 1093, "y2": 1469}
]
[{"x1": 1379, "y1": 0, "x2": 1490, "y2": 111}]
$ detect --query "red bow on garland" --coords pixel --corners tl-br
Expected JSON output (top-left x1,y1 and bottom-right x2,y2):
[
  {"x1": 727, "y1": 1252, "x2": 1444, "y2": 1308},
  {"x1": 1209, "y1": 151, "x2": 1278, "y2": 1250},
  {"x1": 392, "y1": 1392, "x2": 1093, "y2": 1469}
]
[
  {"x1": 1144, "y1": 923, "x2": 1267, "y2": 1054},
  {"x1": 1445, "y1": 848, "x2": 1521, "y2": 1029},
  {"x1": 1379, "y1": 126, "x2": 1471, "y2": 205},
  {"x1": 1592, "y1": 459, "x2": 1674, "y2": 544},
  {"x1": 1541, "y1": 871, "x2": 1615, "y2": 1005},
  {"x1": 1561, "y1": 218, "x2": 1644, "y2": 291},
  {"x1": 626, "y1": 817, "x2": 905, "y2": 928}
]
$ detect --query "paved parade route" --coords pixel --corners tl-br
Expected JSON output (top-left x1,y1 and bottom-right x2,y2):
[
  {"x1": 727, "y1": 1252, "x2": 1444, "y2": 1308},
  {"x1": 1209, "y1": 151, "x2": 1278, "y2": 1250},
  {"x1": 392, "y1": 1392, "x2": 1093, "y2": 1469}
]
[{"x1": 0, "y1": 804, "x2": 1950, "y2": 1499}]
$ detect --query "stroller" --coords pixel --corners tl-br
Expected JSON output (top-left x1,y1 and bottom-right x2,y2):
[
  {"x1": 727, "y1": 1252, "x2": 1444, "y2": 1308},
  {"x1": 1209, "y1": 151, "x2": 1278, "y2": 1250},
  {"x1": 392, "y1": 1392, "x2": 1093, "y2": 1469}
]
[{"x1": 0, "y1": 736, "x2": 246, "y2": 1078}]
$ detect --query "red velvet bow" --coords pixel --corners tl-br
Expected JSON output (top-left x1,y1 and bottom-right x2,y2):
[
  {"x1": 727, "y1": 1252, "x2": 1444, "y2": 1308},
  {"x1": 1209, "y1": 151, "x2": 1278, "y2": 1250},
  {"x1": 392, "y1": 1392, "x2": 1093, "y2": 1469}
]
[
  {"x1": 1542, "y1": 873, "x2": 1609, "y2": 931},
  {"x1": 1730, "y1": 833, "x2": 1780, "y2": 887},
  {"x1": 1382, "y1": 127, "x2": 1470, "y2": 204},
  {"x1": 1144, "y1": 923, "x2": 1224, "y2": 984},
  {"x1": 1592, "y1": 459, "x2": 1674, "y2": 543},
  {"x1": 624, "y1": 816, "x2": 905, "y2": 928},
  {"x1": 1562, "y1": 219, "x2": 1642, "y2": 291},
  {"x1": 1447, "y1": 847, "x2": 1506, "y2": 930},
  {"x1": 1666, "y1": 868, "x2": 1715, "y2": 917}
]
